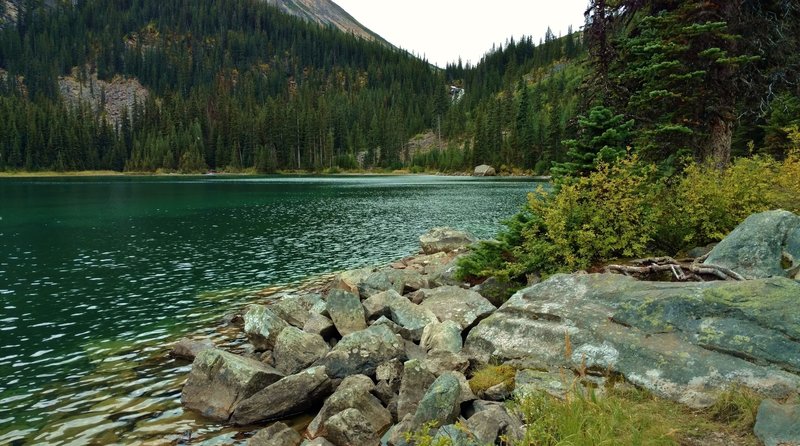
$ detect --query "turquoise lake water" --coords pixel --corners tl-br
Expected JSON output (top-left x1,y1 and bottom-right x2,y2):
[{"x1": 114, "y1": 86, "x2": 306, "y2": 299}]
[{"x1": 0, "y1": 175, "x2": 541, "y2": 444}]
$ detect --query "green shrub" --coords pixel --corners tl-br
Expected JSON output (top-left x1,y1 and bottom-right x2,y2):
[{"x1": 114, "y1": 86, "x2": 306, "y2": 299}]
[{"x1": 459, "y1": 151, "x2": 800, "y2": 283}]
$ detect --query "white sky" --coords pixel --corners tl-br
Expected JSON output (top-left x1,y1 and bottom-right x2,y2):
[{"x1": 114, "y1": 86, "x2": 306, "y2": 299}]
[{"x1": 334, "y1": 0, "x2": 590, "y2": 67}]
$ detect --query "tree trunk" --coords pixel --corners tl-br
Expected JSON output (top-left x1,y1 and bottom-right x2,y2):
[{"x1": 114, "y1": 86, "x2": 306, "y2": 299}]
[{"x1": 708, "y1": 115, "x2": 733, "y2": 169}]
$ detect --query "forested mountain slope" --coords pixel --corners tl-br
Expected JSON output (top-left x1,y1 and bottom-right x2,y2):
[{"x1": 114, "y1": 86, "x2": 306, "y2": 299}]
[{"x1": 0, "y1": 0, "x2": 584, "y2": 173}]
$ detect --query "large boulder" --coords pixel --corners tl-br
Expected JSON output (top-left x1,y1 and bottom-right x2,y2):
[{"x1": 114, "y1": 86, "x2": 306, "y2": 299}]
[
  {"x1": 465, "y1": 273, "x2": 800, "y2": 407},
  {"x1": 231, "y1": 366, "x2": 333, "y2": 425},
  {"x1": 327, "y1": 289, "x2": 367, "y2": 336},
  {"x1": 419, "y1": 286, "x2": 496, "y2": 330},
  {"x1": 419, "y1": 227, "x2": 476, "y2": 254},
  {"x1": 753, "y1": 399, "x2": 800, "y2": 446},
  {"x1": 272, "y1": 293, "x2": 325, "y2": 328},
  {"x1": 181, "y1": 349, "x2": 283, "y2": 421},
  {"x1": 704, "y1": 210, "x2": 800, "y2": 279},
  {"x1": 324, "y1": 408, "x2": 381, "y2": 446},
  {"x1": 420, "y1": 320, "x2": 463, "y2": 353},
  {"x1": 411, "y1": 372, "x2": 462, "y2": 429},
  {"x1": 358, "y1": 270, "x2": 405, "y2": 298},
  {"x1": 273, "y1": 326, "x2": 330, "y2": 375},
  {"x1": 306, "y1": 375, "x2": 391, "y2": 439},
  {"x1": 473, "y1": 164, "x2": 496, "y2": 177},
  {"x1": 333, "y1": 267, "x2": 374, "y2": 295},
  {"x1": 464, "y1": 405, "x2": 523, "y2": 444},
  {"x1": 397, "y1": 359, "x2": 436, "y2": 420},
  {"x1": 244, "y1": 305, "x2": 289, "y2": 351},
  {"x1": 320, "y1": 324, "x2": 405, "y2": 379}
]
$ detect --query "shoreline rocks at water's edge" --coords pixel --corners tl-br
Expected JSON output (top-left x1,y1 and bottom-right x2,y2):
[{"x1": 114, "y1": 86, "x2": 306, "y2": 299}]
[{"x1": 174, "y1": 213, "x2": 800, "y2": 445}]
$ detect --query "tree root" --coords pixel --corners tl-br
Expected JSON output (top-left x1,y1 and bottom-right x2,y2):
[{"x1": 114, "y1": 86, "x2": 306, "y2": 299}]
[{"x1": 605, "y1": 256, "x2": 743, "y2": 282}]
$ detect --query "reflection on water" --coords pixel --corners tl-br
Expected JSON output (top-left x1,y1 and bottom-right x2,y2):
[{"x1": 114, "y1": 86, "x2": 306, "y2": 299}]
[{"x1": 0, "y1": 175, "x2": 541, "y2": 444}]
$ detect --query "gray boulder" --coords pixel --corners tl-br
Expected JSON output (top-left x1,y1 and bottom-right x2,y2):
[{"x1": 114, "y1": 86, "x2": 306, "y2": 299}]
[
  {"x1": 433, "y1": 424, "x2": 479, "y2": 445},
  {"x1": 464, "y1": 405, "x2": 523, "y2": 444},
  {"x1": 754, "y1": 399, "x2": 800, "y2": 446},
  {"x1": 411, "y1": 372, "x2": 462, "y2": 429},
  {"x1": 421, "y1": 350, "x2": 470, "y2": 376},
  {"x1": 327, "y1": 289, "x2": 367, "y2": 336},
  {"x1": 333, "y1": 267, "x2": 374, "y2": 295},
  {"x1": 170, "y1": 337, "x2": 214, "y2": 360},
  {"x1": 420, "y1": 320, "x2": 463, "y2": 353},
  {"x1": 362, "y1": 289, "x2": 402, "y2": 320},
  {"x1": 304, "y1": 312, "x2": 337, "y2": 339},
  {"x1": 324, "y1": 408, "x2": 381, "y2": 446},
  {"x1": 473, "y1": 164, "x2": 496, "y2": 177},
  {"x1": 244, "y1": 304, "x2": 289, "y2": 351},
  {"x1": 465, "y1": 273, "x2": 800, "y2": 407},
  {"x1": 181, "y1": 349, "x2": 283, "y2": 421},
  {"x1": 419, "y1": 286, "x2": 496, "y2": 330},
  {"x1": 704, "y1": 210, "x2": 800, "y2": 279},
  {"x1": 419, "y1": 227, "x2": 476, "y2": 254},
  {"x1": 247, "y1": 422, "x2": 302, "y2": 446},
  {"x1": 231, "y1": 366, "x2": 333, "y2": 425},
  {"x1": 272, "y1": 293, "x2": 324, "y2": 328},
  {"x1": 358, "y1": 270, "x2": 405, "y2": 298},
  {"x1": 301, "y1": 439, "x2": 335, "y2": 446},
  {"x1": 320, "y1": 324, "x2": 405, "y2": 379},
  {"x1": 397, "y1": 359, "x2": 436, "y2": 420},
  {"x1": 273, "y1": 326, "x2": 330, "y2": 375},
  {"x1": 307, "y1": 375, "x2": 391, "y2": 439}
]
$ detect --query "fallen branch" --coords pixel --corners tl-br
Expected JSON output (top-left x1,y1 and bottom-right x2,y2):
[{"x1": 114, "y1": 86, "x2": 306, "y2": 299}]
[{"x1": 605, "y1": 257, "x2": 744, "y2": 281}]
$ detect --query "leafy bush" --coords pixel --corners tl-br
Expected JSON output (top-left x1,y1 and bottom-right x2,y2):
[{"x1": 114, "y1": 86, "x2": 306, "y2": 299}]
[
  {"x1": 459, "y1": 156, "x2": 662, "y2": 280},
  {"x1": 459, "y1": 152, "x2": 800, "y2": 285}
]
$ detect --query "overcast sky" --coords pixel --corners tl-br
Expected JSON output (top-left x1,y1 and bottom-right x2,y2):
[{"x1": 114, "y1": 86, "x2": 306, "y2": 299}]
[{"x1": 333, "y1": 0, "x2": 589, "y2": 68}]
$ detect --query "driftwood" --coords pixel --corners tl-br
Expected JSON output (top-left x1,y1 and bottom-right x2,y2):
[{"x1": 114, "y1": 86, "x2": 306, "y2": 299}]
[{"x1": 605, "y1": 256, "x2": 744, "y2": 282}]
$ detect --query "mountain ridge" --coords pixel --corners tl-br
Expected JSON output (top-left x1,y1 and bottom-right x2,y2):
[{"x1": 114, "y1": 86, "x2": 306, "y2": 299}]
[{"x1": 264, "y1": 0, "x2": 390, "y2": 47}]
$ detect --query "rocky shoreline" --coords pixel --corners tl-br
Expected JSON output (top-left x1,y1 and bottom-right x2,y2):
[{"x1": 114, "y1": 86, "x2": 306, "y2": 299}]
[{"x1": 172, "y1": 212, "x2": 800, "y2": 446}]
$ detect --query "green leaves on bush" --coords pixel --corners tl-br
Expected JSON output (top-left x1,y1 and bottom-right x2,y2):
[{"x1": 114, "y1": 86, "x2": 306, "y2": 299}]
[{"x1": 459, "y1": 152, "x2": 800, "y2": 285}]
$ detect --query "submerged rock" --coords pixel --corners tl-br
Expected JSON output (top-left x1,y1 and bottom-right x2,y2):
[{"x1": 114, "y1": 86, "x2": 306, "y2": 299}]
[
  {"x1": 231, "y1": 366, "x2": 333, "y2": 425},
  {"x1": 181, "y1": 349, "x2": 283, "y2": 421},
  {"x1": 170, "y1": 337, "x2": 214, "y2": 360},
  {"x1": 465, "y1": 273, "x2": 800, "y2": 407},
  {"x1": 419, "y1": 227, "x2": 476, "y2": 254},
  {"x1": 704, "y1": 209, "x2": 800, "y2": 279}
]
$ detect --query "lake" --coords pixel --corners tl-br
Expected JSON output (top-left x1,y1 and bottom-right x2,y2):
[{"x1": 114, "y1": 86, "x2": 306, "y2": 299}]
[{"x1": 0, "y1": 175, "x2": 541, "y2": 444}]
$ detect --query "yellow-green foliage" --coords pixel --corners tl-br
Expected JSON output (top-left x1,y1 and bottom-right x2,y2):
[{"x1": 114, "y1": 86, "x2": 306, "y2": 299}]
[
  {"x1": 657, "y1": 153, "x2": 800, "y2": 252},
  {"x1": 706, "y1": 385, "x2": 761, "y2": 433},
  {"x1": 458, "y1": 151, "x2": 800, "y2": 283},
  {"x1": 509, "y1": 385, "x2": 761, "y2": 446},
  {"x1": 468, "y1": 364, "x2": 516, "y2": 394},
  {"x1": 526, "y1": 156, "x2": 662, "y2": 271}
]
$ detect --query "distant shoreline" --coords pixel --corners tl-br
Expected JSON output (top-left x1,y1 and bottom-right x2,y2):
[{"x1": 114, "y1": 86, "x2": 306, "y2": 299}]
[{"x1": 0, "y1": 169, "x2": 552, "y2": 180}]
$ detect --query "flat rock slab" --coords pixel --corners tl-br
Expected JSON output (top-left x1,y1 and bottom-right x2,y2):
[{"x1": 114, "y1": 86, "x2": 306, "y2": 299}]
[
  {"x1": 232, "y1": 366, "x2": 333, "y2": 425},
  {"x1": 465, "y1": 273, "x2": 800, "y2": 407},
  {"x1": 181, "y1": 349, "x2": 283, "y2": 421},
  {"x1": 320, "y1": 324, "x2": 405, "y2": 379},
  {"x1": 170, "y1": 337, "x2": 214, "y2": 360},
  {"x1": 419, "y1": 286, "x2": 496, "y2": 329}
]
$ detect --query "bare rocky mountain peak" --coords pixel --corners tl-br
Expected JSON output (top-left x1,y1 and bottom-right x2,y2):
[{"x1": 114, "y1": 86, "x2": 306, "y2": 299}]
[{"x1": 263, "y1": 0, "x2": 389, "y2": 46}]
